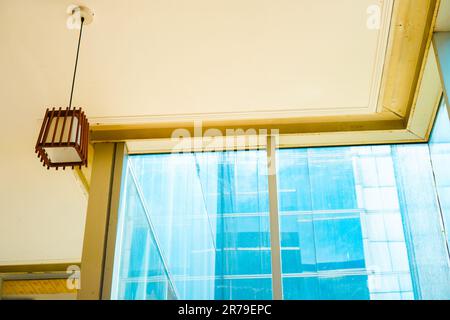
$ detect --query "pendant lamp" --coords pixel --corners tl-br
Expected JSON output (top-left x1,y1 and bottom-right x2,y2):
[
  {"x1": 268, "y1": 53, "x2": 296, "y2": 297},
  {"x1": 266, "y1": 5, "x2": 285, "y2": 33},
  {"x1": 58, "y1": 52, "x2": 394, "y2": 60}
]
[{"x1": 35, "y1": 6, "x2": 93, "y2": 170}]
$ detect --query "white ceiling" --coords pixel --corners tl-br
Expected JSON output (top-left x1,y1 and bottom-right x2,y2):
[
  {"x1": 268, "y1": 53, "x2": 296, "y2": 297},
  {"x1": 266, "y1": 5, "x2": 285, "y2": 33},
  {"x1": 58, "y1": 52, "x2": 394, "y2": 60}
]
[
  {"x1": 0, "y1": 0, "x2": 393, "y2": 265},
  {"x1": 4, "y1": 0, "x2": 391, "y2": 125}
]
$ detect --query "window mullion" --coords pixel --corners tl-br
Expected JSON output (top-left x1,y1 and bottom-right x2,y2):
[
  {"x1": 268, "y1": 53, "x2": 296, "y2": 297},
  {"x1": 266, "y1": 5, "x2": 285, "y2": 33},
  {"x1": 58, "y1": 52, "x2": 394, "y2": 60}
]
[{"x1": 266, "y1": 135, "x2": 283, "y2": 300}]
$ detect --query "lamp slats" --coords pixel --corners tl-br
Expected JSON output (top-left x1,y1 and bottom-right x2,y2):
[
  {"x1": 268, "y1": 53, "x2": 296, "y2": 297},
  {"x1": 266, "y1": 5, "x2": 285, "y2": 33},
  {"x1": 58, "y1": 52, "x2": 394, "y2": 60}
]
[
  {"x1": 35, "y1": 107, "x2": 89, "y2": 169},
  {"x1": 35, "y1": 108, "x2": 49, "y2": 153},
  {"x1": 42, "y1": 108, "x2": 55, "y2": 145},
  {"x1": 74, "y1": 108, "x2": 81, "y2": 148},
  {"x1": 59, "y1": 108, "x2": 69, "y2": 146},
  {"x1": 51, "y1": 107, "x2": 62, "y2": 145}
]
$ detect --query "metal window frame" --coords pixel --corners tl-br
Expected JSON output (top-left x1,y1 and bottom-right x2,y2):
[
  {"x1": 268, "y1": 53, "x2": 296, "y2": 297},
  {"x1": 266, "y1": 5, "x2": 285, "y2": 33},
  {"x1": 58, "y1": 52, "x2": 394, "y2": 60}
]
[
  {"x1": 77, "y1": 142, "x2": 128, "y2": 300},
  {"x1": 267, "y1": 135, "x2": 283, "y2": 300}
]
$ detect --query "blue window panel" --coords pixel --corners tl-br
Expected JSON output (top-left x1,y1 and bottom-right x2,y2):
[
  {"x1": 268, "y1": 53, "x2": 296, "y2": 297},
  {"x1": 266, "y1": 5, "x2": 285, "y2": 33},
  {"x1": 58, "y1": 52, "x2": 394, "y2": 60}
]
[
  {"x1": 429, "y1": 101, "x2": 450, "y2": 247},
  {"x1": 277, "y1": 148, "x2": 312, "y2": 212},
  {"x1": 283, "y1": 275, "x2": 370, "y2": 300},
  {"x1": 218, "y1": 279, "x2": 272, "y2": 300},
  {"x1": 277, "y1": 144, "x2": 415, "y2": 300},
  {"x1": 203, "y1": 151, "x2": 272, "y2": 298},
  {"x1": 318, "y1": 276, "x2": 370, "y2": 300},
  {"x1": 173, "y1": 280, "x2": 214, "y2": 300},
  {"x1": 216, "y1": 249, "x2": 271, "y2": 276},
  {"x1": 122, "y1": 279, "x2": 169, "y2": 300},
  {"x1": 113, "y1": 173, "x2": 173, "y2": 300},
  {"x1": 392, "y1": 143, "x2": 450, "y2": 299},
  {"x1": 278, "y1": 148, "x2": 367, "y2": 286},
  {"x1": 313, "y1": 214, "x2": 365, "y2": 271},
  {"x1": 114, "y1": 150, "x2": 271, "y2": 300},
  {"x1": 307, "y1": 148, "x2": 358, "y2": 211},
  {"x1": 281, "y1": 250, "x2": 303, "y2": 274},
  {"x1": 281, "y1": 215, "x2": 317, "y2": 273},
  {"x1": 282, "y1": 277, "x2": 320, "y2": 300}
]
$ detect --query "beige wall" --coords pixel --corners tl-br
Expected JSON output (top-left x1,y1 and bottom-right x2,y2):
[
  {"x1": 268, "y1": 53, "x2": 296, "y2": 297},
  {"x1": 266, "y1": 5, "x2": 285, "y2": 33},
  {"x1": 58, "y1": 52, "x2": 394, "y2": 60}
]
[
  {"x1": 0, "y1": 1, "x2": 88, "y2": 266},
  {"x1": 0, "y1": 121, "x2": 87, "y2": 265}
]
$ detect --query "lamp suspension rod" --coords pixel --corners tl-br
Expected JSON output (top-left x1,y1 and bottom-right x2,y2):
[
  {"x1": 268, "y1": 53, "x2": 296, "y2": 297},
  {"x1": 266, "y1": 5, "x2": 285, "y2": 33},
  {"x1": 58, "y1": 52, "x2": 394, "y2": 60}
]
[{"x1": 68, "y1": 16, "x2": 85, "y2": 110}]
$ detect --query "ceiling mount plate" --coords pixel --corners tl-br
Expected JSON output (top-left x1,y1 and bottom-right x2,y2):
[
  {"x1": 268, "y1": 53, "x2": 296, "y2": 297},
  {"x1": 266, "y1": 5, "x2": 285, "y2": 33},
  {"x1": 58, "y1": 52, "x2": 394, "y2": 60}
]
[{"x1": 67, "y1": 4, "x2": 94, "y2": 28}]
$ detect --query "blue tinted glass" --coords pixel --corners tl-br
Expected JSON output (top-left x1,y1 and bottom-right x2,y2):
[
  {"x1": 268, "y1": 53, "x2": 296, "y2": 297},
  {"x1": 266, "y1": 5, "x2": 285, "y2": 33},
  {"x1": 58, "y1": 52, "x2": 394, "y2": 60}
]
[
  {"x1": 112, "y1": 171, "x2": 174, "y2": 300},
  {"x1": 429, "y1": 103, "x2": 450, "y2": 247},
  {"x1": 277, "y1": 101, "x2": 450, "y2": 300},
  {"x1": 112, "y1": 150, "x2": 271, "y2": 300}
]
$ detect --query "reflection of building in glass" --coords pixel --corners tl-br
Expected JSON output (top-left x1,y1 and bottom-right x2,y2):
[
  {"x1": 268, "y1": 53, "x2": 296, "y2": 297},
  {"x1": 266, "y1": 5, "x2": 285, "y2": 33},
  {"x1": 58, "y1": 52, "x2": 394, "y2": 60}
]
[
  {"x1": 278, "y1": 147, "x2": 413, "y2": 299},
  {"x1": 111, "y1": 102, "x2": 450, "y2": 300}
]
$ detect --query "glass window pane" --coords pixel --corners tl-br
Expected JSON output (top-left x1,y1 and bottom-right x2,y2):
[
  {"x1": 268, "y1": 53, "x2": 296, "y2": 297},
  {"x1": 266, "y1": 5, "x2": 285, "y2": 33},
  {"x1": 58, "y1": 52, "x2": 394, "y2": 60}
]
[
  {"x1": 112, "y1": 150, "x2": 271, "y2": 300},
  {"x1": 429, "y1": 101, "x2": 450, "y2": 247},
  {"x1": 277, "y1": 117, "x2": 450, "y2": 300},
  {"x1": 112, "y1": 170, "x2": 174, "y2": 300}
]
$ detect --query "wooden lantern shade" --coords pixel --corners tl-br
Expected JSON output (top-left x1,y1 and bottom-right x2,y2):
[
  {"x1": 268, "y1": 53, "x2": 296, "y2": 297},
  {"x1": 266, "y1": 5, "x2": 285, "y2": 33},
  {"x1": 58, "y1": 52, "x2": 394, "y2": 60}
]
[{"x1": 35, "y1": 107, "x2": 89, "y2": 170}]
